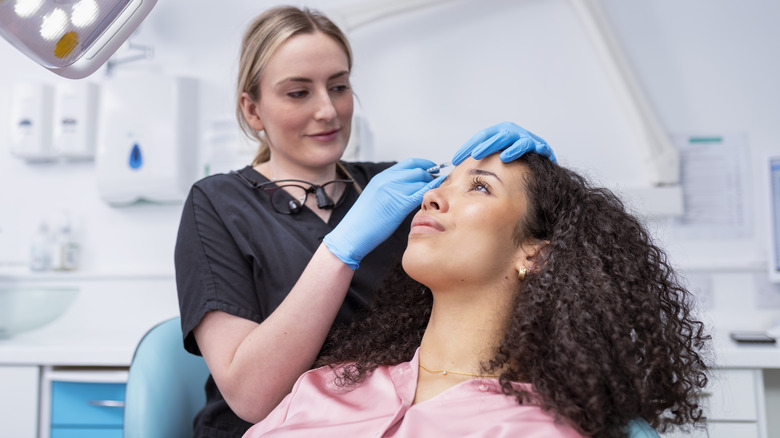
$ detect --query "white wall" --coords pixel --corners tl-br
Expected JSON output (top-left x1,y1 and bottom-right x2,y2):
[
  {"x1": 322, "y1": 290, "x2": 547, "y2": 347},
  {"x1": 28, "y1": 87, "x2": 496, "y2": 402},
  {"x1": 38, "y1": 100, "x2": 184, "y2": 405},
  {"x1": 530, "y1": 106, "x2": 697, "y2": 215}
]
[{"x1": 1, "y1": 0, "x2": 779, "y2": 322}]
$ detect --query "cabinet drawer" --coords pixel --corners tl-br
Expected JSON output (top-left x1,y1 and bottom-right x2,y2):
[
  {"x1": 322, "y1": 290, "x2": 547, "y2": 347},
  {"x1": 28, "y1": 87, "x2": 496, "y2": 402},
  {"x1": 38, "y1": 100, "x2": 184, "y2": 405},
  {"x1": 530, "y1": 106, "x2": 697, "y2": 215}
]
[
  {"x1": 51, "y1": 428, "x2": 123, "y2": 438},
  {"x1": 704, "y1": 369, "x2": 758, "y2": 421},
  {"x1": 51, "y1": 381, "x2": 125, "y2": 426},
  {"x1": 708, "y1": 421, "x2": 760, "y2": 438},
  {"x1": 662, "y1": 421, "x2": 759, "y2": 438}
]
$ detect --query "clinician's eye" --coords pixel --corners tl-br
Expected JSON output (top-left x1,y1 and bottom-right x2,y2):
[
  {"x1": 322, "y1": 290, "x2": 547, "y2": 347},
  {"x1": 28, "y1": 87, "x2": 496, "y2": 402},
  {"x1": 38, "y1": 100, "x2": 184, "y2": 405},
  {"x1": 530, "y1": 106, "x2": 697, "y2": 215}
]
[
  {"x1": 330, "y1": 84, "x2": 350, "y2": 93},
  {"x1": 287, "y1": 90, "x2": 309, "y2": 98},
  {"x1": 469, "y1": 176, "x2": 492, "y2": 194}
]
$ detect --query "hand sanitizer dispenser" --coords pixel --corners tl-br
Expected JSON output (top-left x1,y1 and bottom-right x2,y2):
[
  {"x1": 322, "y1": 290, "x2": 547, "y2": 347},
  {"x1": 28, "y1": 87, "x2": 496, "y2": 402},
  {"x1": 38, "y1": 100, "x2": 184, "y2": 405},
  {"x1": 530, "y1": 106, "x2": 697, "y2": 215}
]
[{"x1": 96, "y1": 75, "x2": 198, "y2": 205}]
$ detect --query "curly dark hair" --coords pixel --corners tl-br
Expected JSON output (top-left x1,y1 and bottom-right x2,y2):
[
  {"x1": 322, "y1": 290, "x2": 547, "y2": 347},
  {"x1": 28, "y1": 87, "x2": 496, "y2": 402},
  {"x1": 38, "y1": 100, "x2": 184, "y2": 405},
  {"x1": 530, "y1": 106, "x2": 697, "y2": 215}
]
[{"x1": 318, "y1": 153, "x2": 710, "y2": 438}]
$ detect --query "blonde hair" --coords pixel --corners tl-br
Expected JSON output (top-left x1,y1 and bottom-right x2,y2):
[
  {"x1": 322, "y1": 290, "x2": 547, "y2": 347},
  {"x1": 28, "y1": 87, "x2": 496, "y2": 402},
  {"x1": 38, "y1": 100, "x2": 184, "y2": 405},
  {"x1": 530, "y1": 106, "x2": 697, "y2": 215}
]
[{"x1": 236, "y1": 6, "x2": 353, "y2": 166}]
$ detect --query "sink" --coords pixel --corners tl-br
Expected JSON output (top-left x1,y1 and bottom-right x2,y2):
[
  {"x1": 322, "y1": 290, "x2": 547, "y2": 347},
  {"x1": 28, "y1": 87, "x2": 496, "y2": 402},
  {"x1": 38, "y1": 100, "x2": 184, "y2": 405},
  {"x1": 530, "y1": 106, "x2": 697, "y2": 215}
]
[{"x1": 0, "y1": 287, "x2": 79, "y2": 338}]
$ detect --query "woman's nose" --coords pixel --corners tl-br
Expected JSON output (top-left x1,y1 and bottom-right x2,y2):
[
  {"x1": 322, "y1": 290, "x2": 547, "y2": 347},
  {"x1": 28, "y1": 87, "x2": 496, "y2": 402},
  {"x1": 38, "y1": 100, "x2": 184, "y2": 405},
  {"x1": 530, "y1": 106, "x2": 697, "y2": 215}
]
[{"x1": 421, "y1": 186, "x2": 446, "y2": 212}]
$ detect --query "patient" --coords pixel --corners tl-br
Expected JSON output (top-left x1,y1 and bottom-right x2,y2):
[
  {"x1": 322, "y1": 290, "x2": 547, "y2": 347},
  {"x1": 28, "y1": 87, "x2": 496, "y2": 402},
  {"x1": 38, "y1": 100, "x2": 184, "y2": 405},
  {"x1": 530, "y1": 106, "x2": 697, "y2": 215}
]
[{"x1": 243, "y1": 153, "x2": 710, "y2": 438}]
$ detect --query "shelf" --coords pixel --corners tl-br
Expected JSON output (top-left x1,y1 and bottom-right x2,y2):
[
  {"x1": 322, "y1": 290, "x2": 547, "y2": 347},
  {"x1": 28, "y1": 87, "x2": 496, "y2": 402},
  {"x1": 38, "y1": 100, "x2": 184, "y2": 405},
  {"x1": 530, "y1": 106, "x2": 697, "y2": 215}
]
[{"x1": 0, "y1": 268, "x2": 174, "y2": 282}]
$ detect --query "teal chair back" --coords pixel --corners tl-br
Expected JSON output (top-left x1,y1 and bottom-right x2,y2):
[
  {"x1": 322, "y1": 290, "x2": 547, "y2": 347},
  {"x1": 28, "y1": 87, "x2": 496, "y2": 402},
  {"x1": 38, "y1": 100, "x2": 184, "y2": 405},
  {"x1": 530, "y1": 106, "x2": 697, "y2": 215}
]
[
  {"x1": 626, "y1": 418, "x2": 659, "y2": 437},
  {"x1": 124, "y1": 317, "x2": 209, "y2": 438}
]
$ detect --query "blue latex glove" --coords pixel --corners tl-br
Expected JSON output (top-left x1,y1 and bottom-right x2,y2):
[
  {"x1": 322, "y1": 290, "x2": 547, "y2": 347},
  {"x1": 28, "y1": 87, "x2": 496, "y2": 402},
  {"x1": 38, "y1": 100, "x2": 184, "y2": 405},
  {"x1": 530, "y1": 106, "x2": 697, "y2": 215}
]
[
  {"x1": 323, "y1": 158, "x2": 443, "y2": 270},
  {"x1": 452, "y1": 121, "x2": 556, "y2": 165}
]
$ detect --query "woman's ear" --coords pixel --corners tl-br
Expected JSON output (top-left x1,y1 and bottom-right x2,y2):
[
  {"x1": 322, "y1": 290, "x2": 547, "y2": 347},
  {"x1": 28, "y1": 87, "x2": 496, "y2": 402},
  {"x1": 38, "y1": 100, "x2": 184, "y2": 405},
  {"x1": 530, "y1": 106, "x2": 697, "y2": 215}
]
[
  {"x1": 514, "y1": 239, "x2": 550, "y2": 274},
  {"x1": 240, "y1": 92, "x2": 265, "y2": 132}
]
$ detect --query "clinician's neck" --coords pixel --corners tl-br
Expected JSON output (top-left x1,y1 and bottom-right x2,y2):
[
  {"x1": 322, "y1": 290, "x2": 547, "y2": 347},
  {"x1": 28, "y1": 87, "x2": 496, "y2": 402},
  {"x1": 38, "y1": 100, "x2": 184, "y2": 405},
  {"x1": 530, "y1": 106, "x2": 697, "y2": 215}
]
[
  {"x1": 258, "y1": 158, "x2": 338, "y2": 185},
  {"x1": 418, "y1": 286, "x2": 513, "y2": 376}
]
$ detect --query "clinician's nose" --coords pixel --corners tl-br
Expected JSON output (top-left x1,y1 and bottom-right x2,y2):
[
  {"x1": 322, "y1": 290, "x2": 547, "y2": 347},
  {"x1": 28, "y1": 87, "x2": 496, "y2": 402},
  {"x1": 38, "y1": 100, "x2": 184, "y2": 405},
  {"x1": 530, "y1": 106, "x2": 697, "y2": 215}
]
[
  {"x1": 421, "y1": 185, "x2": 448, "y2": 212},
  {"x1": 313, "y1": 89, "x2": 337, "y2": 121}
]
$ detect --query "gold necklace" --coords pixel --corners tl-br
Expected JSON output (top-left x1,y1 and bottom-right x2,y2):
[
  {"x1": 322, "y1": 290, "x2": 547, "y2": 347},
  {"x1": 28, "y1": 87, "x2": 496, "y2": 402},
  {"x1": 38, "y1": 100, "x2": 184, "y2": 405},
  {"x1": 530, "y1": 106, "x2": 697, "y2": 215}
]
[{"x1": 419, "y1": 363, "x2": 500, "y2": 378}]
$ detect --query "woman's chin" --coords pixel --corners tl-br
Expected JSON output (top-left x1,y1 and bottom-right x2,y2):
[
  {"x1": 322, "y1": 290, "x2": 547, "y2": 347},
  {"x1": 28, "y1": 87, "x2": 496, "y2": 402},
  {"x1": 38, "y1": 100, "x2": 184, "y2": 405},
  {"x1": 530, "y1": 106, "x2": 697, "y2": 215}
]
[{"x1": 402, "y1": 251, "x2": 444, "y2": 288}]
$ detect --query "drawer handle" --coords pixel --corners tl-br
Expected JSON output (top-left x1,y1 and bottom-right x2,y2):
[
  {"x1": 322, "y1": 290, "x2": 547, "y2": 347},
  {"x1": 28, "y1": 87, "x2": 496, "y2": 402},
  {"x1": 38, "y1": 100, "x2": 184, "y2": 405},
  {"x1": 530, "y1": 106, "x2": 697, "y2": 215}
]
[{"x1": 87, "y1": 400, "x2": 125, "y2": 408}]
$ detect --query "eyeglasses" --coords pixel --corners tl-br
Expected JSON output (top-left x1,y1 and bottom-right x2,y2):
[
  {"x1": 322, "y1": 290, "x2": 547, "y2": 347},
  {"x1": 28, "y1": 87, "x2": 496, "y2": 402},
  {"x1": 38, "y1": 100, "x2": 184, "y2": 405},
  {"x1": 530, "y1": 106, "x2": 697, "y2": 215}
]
[{"x1": 256, "y1": 179, "x2": 353, "y2": 215}]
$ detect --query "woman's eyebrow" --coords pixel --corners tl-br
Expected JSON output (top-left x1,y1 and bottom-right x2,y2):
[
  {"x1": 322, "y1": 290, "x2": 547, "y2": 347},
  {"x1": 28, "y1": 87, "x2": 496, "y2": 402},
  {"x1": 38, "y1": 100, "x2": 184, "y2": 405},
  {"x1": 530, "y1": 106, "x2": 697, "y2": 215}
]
[{"x1": 469, "y1": 168, "x2": 503, "y2": 183}]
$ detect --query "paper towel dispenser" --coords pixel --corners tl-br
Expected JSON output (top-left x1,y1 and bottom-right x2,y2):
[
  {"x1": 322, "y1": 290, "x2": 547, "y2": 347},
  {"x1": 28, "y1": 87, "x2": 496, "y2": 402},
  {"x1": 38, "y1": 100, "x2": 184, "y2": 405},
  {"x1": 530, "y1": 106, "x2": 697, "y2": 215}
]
[{"x1": 96, "y1": 75, "x2": 198, "y2": 206}]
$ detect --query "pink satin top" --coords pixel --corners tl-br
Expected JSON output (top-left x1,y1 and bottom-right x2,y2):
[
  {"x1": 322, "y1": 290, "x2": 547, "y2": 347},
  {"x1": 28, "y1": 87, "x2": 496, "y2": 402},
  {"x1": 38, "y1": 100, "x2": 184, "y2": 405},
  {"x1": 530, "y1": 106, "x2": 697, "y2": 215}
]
[{"x1": 243, "y1": 349, "x2": 584, "y2": 438}]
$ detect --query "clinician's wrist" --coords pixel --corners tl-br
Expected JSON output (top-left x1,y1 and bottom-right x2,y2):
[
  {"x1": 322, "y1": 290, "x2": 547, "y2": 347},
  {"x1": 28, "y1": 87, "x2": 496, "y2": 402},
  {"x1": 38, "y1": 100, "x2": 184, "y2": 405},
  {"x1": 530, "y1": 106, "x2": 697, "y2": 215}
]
[{"x1": 322, "y1": 235, "x2": 360, "y2": 270}]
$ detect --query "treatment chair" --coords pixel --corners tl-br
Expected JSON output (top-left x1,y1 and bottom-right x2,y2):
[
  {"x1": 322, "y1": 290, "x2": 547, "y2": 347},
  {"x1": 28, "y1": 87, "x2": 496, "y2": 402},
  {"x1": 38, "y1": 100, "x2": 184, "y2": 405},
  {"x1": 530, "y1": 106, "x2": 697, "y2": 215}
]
[
  {"x1": 626, "y1": 418, "x2": 660, "y2": 437},
  {"x1": 124, "y1": 317, "x2": 209, "y2": 438},
  {"x1": 122, "y1": 319, "x2": 658, "y2": 437}
]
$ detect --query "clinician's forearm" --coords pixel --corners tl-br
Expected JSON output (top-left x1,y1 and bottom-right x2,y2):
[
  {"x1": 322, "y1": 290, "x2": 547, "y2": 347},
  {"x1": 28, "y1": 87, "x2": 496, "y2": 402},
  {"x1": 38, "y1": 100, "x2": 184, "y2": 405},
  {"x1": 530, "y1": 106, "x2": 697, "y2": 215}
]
[{"x1": 195, "y1": 244, "x2": 354, "y2": 423}]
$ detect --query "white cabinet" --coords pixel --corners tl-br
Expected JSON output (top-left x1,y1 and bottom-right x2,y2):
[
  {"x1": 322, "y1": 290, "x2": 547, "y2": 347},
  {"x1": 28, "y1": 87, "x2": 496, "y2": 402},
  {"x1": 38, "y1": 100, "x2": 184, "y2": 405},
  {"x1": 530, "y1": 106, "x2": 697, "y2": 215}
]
[
  {"x1": 663, "y1": 368, "x2": 767, "y2": 438},
  {"x1": 707, "y1": 369, "x2": 762, "y2": 420},
  {"x1": 0, "y1": 365, "x2": 40, "y2": 438},
  {"x1": 706, "y1": 369, "x2": 766, "y2": 438}
]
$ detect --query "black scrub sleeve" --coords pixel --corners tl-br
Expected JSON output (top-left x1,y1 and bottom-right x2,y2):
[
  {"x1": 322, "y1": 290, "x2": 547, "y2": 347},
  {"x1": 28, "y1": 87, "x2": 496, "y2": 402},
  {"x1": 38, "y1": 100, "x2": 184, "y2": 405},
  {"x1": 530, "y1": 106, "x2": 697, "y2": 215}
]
[{"x1": 174, "y1": 185, "x2": 263, "y2": 356}]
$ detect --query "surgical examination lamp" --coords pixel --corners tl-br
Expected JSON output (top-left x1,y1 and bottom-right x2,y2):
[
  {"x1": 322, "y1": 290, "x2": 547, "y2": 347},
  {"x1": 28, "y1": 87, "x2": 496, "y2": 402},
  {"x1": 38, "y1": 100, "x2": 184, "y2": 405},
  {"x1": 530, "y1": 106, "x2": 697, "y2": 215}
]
[{"x1": 0, "y1": 0, "x2": 157, "y2": 79}]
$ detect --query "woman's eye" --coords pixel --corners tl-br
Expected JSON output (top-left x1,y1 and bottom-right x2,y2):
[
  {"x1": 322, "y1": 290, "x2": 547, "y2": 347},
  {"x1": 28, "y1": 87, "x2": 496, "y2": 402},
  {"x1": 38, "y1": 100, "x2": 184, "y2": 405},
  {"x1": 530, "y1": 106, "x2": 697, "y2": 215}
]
[
  {"x1": 330, "y1": 84, "x2": 350, "y2": 93},
  {"x1": 469, "y1": 177, "x2": 491, "y2": 193}
]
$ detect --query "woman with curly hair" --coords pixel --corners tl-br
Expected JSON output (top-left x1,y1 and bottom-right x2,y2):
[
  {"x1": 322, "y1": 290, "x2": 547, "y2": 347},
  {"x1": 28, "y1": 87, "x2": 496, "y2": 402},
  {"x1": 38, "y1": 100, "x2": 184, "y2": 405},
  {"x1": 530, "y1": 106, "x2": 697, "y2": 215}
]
[{"x1": 243, "y1": 152, "x2": 710, "y2": 438}]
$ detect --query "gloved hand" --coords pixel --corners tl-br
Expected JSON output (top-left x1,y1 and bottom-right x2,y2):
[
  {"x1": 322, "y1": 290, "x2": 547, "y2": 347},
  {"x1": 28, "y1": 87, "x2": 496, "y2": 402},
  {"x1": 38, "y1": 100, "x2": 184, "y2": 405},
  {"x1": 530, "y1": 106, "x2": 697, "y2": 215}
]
[
  {"x1": 323, "y1": 158, "x2": 442, "y2": 270},
  {"x1": 452, "y1": 121, "x2": 556, "y2": 165}
]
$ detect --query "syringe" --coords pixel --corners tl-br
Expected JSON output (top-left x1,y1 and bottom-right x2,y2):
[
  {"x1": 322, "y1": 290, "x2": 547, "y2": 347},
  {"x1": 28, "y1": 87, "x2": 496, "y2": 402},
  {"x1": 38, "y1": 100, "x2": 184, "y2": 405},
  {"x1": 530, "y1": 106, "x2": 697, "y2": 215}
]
[{"x1": 426, "y1": 161, "x2": 451, "y2": 176}]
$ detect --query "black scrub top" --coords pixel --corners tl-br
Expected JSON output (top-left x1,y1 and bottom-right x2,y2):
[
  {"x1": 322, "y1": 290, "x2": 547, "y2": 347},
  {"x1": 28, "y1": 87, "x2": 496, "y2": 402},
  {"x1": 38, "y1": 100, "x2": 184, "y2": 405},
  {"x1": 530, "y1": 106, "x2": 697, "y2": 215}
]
[{"x1": 174, "y1": 161, "x2": 412, "y2": 437}]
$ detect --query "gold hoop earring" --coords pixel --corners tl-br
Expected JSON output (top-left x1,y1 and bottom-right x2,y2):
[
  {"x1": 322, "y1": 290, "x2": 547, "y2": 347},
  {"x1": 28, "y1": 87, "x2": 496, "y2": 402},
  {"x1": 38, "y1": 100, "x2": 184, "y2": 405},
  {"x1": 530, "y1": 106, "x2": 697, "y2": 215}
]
[{"x1": 518, "y1": 267, "x2": 527, "y2": 280}]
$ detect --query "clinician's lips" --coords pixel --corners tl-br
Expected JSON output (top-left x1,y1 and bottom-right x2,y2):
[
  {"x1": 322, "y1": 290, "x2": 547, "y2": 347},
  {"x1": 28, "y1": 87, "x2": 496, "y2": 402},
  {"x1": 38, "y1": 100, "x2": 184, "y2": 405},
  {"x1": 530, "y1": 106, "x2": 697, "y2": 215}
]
[
  {"x1": 309, "y1": 129, "x2": 339, "y2": 142},
  {"x1": 410, "y1": 215, "x2": 445, "y2": 235}
]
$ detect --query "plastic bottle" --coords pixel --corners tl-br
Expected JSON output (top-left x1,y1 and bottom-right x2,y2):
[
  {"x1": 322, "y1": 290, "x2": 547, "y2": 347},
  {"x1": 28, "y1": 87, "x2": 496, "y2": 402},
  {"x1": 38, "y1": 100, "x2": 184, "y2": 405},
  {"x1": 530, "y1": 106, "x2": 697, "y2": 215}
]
[
  {"x1": 51, "y1": 213, "x2": 80, "y2": 271},
  {"x1": 29, "y1": 220, "x2": 53, "y2": 271}
]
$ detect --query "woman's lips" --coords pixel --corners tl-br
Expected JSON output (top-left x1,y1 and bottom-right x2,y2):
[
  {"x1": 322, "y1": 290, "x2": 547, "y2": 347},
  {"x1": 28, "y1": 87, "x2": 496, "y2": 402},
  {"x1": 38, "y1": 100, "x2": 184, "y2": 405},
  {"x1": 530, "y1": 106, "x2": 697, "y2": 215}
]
[
  {"x1": 309, "y1": 129, "x2": 339, "y2": 142},
  {"x1": 410, "y1": 215, "x2": 445, "y2": 235}
]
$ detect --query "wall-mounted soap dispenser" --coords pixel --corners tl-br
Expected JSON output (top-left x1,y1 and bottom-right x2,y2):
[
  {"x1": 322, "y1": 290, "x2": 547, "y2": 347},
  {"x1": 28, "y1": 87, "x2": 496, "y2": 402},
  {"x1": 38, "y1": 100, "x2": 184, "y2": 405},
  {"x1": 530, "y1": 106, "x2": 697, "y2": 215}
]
[
  {"x1": 10, "y1": 83, "x2": 55, "y2": 161},
  {"x1": 53, "y1": 82, "x2": 100, "y2": 160},
  {"x1": 96, "y1": 75, "x2": 198, "y2": 205}
]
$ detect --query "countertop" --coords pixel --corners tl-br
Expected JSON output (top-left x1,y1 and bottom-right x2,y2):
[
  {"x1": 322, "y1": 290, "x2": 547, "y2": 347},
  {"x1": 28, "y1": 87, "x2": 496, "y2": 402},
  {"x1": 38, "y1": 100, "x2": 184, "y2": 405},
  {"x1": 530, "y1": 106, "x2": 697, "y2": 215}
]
[
  {"x1": 0, "y1": 273, "x2": 777, "y2": 369},
  {"x1": 0, "y1": 319, "x2": 165, "y2": 367},
  {"x1": 1, "y1": 319, "x2": 779, "y2": 370},
  {"x1": 710, "y1": 326, "x2": 780, "y2": 369}
]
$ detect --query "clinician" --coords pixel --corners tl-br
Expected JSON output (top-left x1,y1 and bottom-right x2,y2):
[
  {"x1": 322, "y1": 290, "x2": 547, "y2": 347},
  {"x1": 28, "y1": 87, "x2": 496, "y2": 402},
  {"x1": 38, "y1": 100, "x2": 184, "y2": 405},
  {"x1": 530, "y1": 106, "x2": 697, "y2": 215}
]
[{"x1": 174, "y1": 6, "x2": 553, "y2": 437}]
